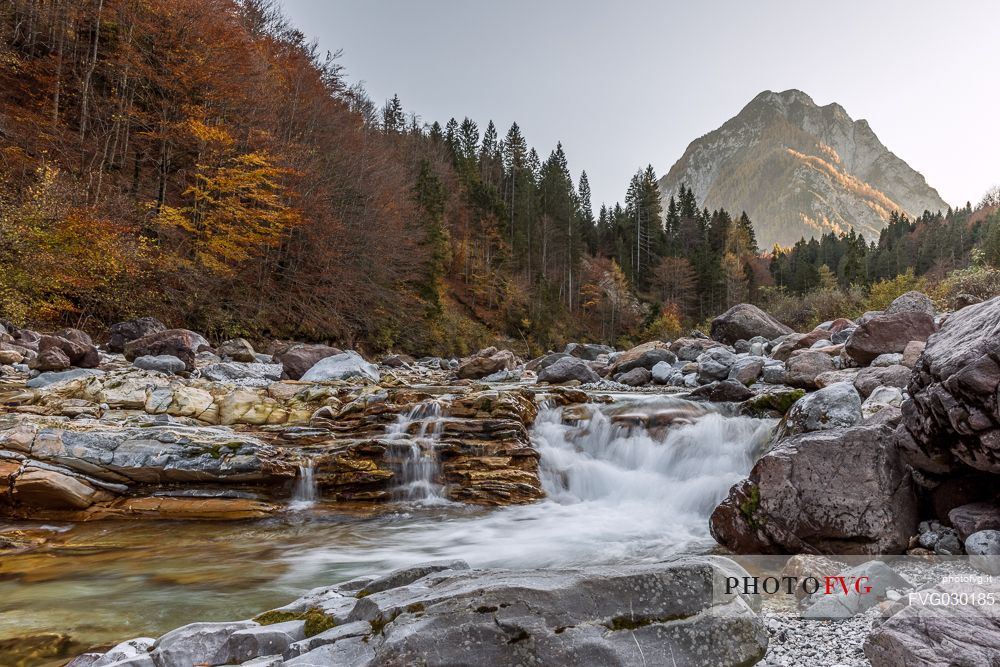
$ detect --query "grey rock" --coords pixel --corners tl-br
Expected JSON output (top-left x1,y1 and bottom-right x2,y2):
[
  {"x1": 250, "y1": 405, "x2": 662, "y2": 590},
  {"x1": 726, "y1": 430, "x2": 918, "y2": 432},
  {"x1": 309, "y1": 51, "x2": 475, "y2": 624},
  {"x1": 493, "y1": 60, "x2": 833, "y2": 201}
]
[
  {"x1": 779, "y1": 382, "x2": 862, "y2": 438},
  {"x1": 670, "y1": 337, "x2": 721, "y2": 362},
  {"x1": 845, "y1": 311, "x2": 937, "y2": 365},
  {"x1": 898, "y1": 296, "x2": 1000, "y2": 475},
  {"x1": 285, "y1": 621, "x2": 372, "y2": 658},
  {"x1": 697, "y1": 346, "x2": 737, "y2": 382},
  {"x1": 862, "y1": 386, "x2": 904, "y2": 419},
  {"x1": 273, "y1": 343, "x2": 343, "y2": 380},
  {"x1": 199, "y1": 362, "x2": 283, "y2": 385},
  {"x1": 729, "y1": 356, "x2": 765, "y2": 386},
  {"x1": 151, "y1": 620, "x2": 258, "y2": 666},
  {"x1": 803, "y1": 561, "x2": 911, "y2": 619},
  {"x1": 690, "y1": 380, "x2": 753, "y2": 402},
  {"x1": 360, "y1": 560, "x2": 470, "y2": 596},
  {"x1": 651, "y1": 360, "x2": 673, "y2": 384},
  {"x1": 608, "y1": 343, "x2": 677, "y2": 375},
  {"x1": 300, "y1": 351, "x2": 379, "y2": 383},
  {"x1": 86, "y1": 637, "x2": 155, "y2": 667},
  {"x1": 482, "y1": 368, "x2": 523, "y2": 383},
  {"x1": 760, "y1": 363, "x2": 786, "y2": 385},
  {"x1": 350, "y1": 558, "x2": 767, "y2": 667},
  {"x1": 133, "y1": 354, "x2": 186, "y2": 374},
  {"x1": 784, "y1": 350, "x2": 836, "y2": 388},
  {"x1": 966, "y1": 530, "x2": 1000, "y2": 575},
  {"x1": 88, "y1": 560, "x2": 767, "y2": 667},
  {"x1": 885, "y1": 290, "x2": 935, "y2": 317},
  {"x1": 711, "y1": 303, "x2": 793, "y2": 344},
  {"x1": 617, "y1": 367, "x2": 652, "y2": 386},
  {"x1": 527, "y1": 352, "x2": 569, "y2": 372},
  {"x1": 563, "y1": 342, "x2": 614, "y2": 361},
  {"x1": 228, "y1": 620, "x2": 306, "y2": 663},
  {"x1": 284, "y1": 639, "x2": 376, "y2": 666},
  {"x1": 1, "y1": 420, "x2": 295, "y2": 486},
  {"x1": 711, "y1": 423, "x2": 919, "y2": 554},
  {"x1": 537, "y1": 357, "x2": 600, "y2": 385},
  {"x1": 25, "y1": 368, "x2": 104, "y2": 388}
]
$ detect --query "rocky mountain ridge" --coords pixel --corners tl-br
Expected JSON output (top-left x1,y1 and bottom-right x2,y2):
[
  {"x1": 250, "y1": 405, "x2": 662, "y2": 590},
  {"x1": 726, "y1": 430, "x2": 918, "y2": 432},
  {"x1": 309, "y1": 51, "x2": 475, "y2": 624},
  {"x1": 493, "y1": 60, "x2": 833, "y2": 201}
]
[{"x1": 658, "y1": 89, "x2": 950, "y2": 248}]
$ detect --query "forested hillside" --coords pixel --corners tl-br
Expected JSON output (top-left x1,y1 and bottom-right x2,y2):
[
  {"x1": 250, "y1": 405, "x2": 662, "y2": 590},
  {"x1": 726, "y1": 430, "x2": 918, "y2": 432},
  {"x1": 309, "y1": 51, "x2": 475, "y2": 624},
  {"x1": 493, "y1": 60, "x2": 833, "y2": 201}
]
[
  {"x1": 2, "y1": 0, "x2": 998, "y2": 357},
  {"x1": 0, "y1": 0, "x2": 771, "y2": 354}
]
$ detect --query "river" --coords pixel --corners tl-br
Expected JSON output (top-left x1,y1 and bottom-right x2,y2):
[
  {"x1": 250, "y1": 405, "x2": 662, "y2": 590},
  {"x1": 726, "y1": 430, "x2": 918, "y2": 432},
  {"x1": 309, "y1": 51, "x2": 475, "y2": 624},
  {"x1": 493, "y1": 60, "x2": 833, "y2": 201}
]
[{"x1": 0, "y1": 395, "x2": 773, "y2": 663}]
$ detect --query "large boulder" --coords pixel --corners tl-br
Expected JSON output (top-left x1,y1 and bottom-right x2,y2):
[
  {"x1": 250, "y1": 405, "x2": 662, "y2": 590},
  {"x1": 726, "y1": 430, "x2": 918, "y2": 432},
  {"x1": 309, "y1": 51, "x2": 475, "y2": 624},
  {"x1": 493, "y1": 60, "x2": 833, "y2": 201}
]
[
  {"x1": 778, "y1": 382, "x2": 862, "y2": 438},
  {"x1": 133, "y1": 354, "x2": 187, "y2": 374},
  {"x1": 617, "y1": 367, "x2": 652, "y2": 386},
  {"x1": 1, "y1": 418, "x2": 296, "y2": 487},
  {"x1": 710, "y1": 303, "x2": 793, "y2": 345},
  {"x1": 885, "y1": 290, "x2": 936, "y2": 317},
  {"x1": 199, "y1": 362, "x2": 283, "y2": 386},
  {"x1": 537, "y1": 356, "x2": 600, "y2": 385},
  {"x1": 124, "y1": 329, "x2": 211, "y2": 372},
  {"x1": 607, "y1": 341, "x2": 676, "y2": 376},
  {"x1": 274, "y1": 343, "x2": 343, "y2": 381},
  {"x1": 106, "y1": 317, "x2": 166, "y2": 353},
  {"x1": 710, "y1": 423, "x2": 918, "y2": 554},
  {"x1": 784, "y1": 350, "x2": 836, "y2": 389},
  {"x1": 844, "y1": 311, "x2": 937, "y2": 365},
  {"x1": 37, "y1": 334, "x2": 99, "y2": 368},
  {"x1": 456, "y1": 348, "x2": 518, "y2": 380},
  {"x1": 28, "y1": 346, "x2": 70, "y2": 372},
  {"x1": 897, "y1": 296, "x2": 1000, "y2": 474},
  {"x1": 300, "y1": 352, "x2": 380, "y2": 383},
  {"x1": 86, "y1": 558, "x2": 767, "y2": 667}
]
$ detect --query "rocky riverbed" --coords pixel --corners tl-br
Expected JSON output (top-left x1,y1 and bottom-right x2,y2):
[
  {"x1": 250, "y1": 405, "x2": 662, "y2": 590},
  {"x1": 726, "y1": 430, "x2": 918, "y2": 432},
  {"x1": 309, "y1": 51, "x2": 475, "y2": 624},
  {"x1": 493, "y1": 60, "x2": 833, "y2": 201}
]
[{"x1": 2, "y1": 293, "x2": 1000, "y2": 665}]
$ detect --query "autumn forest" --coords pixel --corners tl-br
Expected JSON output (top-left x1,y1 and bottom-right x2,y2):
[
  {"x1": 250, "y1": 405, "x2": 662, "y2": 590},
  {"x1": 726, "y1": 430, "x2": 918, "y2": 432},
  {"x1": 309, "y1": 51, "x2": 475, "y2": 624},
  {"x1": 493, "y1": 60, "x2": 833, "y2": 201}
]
[{"x1": 3, "y1": 0, "x2": 1000, "y2": 357}]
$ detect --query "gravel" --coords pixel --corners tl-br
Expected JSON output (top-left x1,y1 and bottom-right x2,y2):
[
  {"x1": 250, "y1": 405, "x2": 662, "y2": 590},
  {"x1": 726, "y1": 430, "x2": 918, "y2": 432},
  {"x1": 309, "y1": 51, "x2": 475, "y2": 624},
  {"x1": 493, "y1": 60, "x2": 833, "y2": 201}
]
[{"x1": 759, "y1": 556, "x2": 989, "y2": 666}]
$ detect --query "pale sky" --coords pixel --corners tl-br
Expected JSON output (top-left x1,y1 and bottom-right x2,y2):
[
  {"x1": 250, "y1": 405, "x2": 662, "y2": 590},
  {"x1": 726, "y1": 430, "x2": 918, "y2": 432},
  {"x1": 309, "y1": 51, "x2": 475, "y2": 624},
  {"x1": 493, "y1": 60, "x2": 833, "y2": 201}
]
[{"x1": 279, "y1": 0, "x2": 1000, "y2": 211}]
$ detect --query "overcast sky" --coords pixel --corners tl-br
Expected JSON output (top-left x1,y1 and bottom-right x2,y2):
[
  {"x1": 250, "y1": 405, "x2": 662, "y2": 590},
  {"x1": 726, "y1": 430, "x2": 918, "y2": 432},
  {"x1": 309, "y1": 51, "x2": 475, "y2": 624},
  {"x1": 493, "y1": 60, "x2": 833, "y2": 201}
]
[{"x1": 279, "y1": 0, "x2": 999, "y2": 210}]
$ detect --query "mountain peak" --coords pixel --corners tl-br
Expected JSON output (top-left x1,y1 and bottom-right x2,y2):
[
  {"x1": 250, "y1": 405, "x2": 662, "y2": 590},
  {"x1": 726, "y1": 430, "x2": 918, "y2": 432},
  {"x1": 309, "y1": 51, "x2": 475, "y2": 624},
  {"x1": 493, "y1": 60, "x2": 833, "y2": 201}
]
[
  {"x1": 659, "y1": 92, "x2": 948, "y2": 248},
  {"x1": 751, "y1": 89, "x2": 816, "y2": 107}
]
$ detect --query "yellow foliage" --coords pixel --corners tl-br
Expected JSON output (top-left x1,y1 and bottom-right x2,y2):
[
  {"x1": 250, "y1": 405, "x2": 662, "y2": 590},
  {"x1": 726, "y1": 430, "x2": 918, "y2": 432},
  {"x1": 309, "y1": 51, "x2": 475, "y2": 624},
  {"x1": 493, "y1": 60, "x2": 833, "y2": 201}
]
[
  {"x1": 156, "y1": 146, "x2": 303, "y2": 276},
  {"x1": 863, "y1": 270, "x2": 927, "y2": 313},
  {"x1": 0, "y1": 166, "x2": 148, "y2": 323}
]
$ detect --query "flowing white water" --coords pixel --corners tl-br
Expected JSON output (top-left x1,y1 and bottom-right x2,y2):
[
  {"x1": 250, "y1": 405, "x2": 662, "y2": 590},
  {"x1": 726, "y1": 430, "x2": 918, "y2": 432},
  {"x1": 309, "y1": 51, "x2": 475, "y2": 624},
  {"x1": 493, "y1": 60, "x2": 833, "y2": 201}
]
[
  {"x1": 289, "y1": 463, "x2": 317, "y2": 510},
  {"x1": 385, "y1": 400, "x2": 448, "y2": 504},
  {"x1": 281, "y1": 395, "x2": 774, "y2": 580}
]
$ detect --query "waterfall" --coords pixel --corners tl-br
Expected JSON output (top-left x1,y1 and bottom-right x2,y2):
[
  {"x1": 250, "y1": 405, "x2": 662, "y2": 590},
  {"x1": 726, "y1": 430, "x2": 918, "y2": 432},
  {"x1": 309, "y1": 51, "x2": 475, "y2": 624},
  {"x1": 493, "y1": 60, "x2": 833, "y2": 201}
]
[
  {"x1": 282, "y1": 395, "x2": 775, "y2": 577},
  {"x1": 385, "y1": 400, "x2": 448, "y2": 503},
  {"x1": 289, "y1": 463, "x2": 317, "y2": 510}
]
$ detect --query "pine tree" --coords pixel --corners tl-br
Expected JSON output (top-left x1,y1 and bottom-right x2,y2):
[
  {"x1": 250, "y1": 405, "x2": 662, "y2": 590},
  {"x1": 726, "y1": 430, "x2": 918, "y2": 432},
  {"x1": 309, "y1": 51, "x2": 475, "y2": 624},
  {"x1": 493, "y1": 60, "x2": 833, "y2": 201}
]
[{"x1": 381, "y1": 94, "x2": 405, "y2": 134}]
